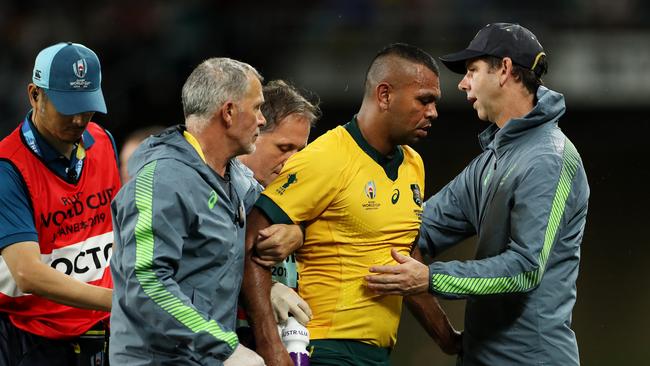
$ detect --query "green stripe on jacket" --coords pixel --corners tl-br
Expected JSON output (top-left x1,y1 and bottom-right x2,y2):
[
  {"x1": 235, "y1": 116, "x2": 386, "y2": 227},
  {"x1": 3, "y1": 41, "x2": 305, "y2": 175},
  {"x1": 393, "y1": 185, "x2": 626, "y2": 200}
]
[
  {"x1": 431, "y1": 139, "x2": 580, "y2": 295},
  {"x1": 133, "y1": 160, "x2": 238, "y2": 349}
]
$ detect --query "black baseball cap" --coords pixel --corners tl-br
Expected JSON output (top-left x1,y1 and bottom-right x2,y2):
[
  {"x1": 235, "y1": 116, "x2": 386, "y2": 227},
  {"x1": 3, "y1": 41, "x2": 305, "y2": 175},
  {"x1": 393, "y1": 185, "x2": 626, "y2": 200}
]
[{"x1": 440, "y1": 23, "x2": 546, "y2": 75}]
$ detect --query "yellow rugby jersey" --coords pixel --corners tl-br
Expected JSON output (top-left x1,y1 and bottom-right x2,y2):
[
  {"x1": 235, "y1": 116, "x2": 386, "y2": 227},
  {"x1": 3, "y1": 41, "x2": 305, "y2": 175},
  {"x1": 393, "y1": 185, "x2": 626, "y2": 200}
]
[{"x1": 256, "y1": 118, "x2": 425, "y2": 348}]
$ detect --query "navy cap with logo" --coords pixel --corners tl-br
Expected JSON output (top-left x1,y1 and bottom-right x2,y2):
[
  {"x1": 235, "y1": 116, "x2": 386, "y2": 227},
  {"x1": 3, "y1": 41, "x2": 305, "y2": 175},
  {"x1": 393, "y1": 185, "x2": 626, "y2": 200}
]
[
  {"x1": 32, "y1": 42, "x2": 107, "y2": 115},
  {"x1": 440, "y1": 23, "x2": 546, "y2": 75}
]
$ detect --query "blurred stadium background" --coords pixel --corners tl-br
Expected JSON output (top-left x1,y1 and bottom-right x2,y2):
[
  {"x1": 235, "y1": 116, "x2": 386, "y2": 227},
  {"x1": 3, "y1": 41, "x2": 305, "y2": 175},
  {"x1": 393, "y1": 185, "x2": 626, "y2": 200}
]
[{"x1": 1, "y1": 1, "x2": 648, "y2": 364}]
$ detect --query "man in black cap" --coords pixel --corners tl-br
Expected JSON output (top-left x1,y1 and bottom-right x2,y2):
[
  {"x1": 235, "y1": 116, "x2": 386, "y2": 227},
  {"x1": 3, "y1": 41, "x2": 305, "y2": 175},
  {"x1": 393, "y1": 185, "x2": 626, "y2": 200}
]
[{"x1": 366, "y1": 23, "x2": 589, "y2": 365}]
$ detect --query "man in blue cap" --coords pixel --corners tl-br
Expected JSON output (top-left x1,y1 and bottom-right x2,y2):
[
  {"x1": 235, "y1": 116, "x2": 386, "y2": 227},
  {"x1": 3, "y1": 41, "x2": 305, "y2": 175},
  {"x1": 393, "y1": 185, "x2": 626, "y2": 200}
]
[
  {"x1": 0, "y1": 42, "x2": 118, "y2": 366},
  {"x1": 366, "y1": 23, "x2": 589, "y2": 365}
]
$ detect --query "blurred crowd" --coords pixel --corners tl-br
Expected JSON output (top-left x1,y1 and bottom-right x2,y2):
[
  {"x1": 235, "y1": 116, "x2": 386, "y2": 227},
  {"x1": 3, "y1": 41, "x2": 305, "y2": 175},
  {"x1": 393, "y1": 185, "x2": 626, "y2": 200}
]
[{"x1": 2, "y1": 0, "x2": 648, "y2": 140}]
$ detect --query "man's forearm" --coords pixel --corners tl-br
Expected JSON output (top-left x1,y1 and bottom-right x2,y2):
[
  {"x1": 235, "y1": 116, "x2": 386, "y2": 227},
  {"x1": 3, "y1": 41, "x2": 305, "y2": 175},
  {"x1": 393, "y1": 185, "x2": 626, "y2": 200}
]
[
  {"x1": 242, "y1": 261, "x2": 284, "y2": 356},
  {"x1": 405, "y1": 294, "x2": 461, "y2": 355},
  {"x1": 2, "y1": 241, "x2": 112, "y2": 312},
  {"x1": 33, "y1": 270, "x2": 112, "y2": 312},
  {"x1": 241, "y1": 208, "x2": 291, "y2": 366},
  {"x1": 404, "y1": 242, "x2": 462, "y2": 355}
]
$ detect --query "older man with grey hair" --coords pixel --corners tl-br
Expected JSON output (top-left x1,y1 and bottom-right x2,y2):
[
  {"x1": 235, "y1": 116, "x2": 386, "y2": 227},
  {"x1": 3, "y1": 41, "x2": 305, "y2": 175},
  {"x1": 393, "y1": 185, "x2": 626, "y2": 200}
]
[{"x1": 109, "y1": 57, "x2": 285, "y2": 365}]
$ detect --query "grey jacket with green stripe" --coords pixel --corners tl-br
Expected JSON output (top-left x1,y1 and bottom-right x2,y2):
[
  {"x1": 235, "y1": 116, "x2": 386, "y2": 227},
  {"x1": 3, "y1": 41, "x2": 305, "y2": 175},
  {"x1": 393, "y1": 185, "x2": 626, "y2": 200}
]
[
  {"x1": 109, "y1": 126, "x2": 260, "y2": 365},
  {"x1": 419, "y1": 87, "x2": 589, "y2": 366}
]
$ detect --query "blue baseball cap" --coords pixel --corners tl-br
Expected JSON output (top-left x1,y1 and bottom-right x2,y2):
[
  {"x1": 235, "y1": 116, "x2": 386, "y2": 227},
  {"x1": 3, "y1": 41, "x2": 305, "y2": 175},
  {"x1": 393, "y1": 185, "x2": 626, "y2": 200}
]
[{"x1": 32, "y1": 42, "x2": 107, "y2": 115}]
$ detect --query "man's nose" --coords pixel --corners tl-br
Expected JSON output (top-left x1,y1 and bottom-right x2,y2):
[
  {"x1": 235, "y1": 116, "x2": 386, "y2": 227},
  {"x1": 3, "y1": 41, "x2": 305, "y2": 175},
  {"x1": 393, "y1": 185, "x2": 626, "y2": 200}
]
[
  {"x1": 458, "y1": 75, "x2": 470, "y2": 92},
  {"x1": 71, "y1": 114, "x2": 85, "y2": 125},
  {"x1": 257, "y1": 111, "x2": 266, "y2": 127},
  {"x1": 425, "y1": 103, "x2": 438, "y2": 120}
]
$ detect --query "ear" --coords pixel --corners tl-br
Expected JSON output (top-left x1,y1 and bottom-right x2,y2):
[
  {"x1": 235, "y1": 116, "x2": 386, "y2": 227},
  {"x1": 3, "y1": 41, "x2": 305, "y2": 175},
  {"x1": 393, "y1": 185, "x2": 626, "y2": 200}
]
[
  {"x1": 376, "y1": 82, "x2": 391, "y2": 111},
  {"x1": 499, "y1": 58, "x2": 514, "y2": 86},
  {"x1": 27, "y1": 84, "x2": 39, "y2": 109},
  {"x1": 220, "y1": 101, "x2": 235, "y2": 128}
]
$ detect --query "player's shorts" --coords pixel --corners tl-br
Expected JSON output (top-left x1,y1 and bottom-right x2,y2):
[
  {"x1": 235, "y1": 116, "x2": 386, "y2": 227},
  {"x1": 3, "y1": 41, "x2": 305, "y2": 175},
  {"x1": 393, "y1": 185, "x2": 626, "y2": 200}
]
[{"x1": 309, "y1": 339, "x2": 391, "y2": 366}]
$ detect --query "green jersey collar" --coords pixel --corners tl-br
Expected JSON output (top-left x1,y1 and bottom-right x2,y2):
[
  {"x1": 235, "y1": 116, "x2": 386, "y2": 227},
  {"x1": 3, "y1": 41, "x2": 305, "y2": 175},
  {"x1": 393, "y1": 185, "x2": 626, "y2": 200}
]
[{"x1": 344, "y1": 116, "x2": 403, "y2": 181}]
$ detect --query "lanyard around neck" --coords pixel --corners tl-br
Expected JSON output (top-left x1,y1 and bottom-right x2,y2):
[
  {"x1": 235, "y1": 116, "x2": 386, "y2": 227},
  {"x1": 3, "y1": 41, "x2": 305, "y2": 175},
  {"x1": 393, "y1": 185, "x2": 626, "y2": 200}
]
[{"x1": 21, "y1": 114, "x2": 86, "y2": 180}]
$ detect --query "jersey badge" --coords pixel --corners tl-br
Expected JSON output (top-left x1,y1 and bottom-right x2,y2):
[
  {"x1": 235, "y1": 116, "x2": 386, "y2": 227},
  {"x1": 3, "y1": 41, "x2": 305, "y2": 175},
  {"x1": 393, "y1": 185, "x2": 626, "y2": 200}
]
[
  {"x1": 362, "y1": 180, "x2": 380, "y2": 210},
  {"x1": 364, "y1": 180, "x2": 376, "y2": 199},
  {"x1": 410, "y1": 184, "x2": 422, "y2": 206},
  {"x1": 276, "y1": 173, "x2": 298, "y2": 195}
]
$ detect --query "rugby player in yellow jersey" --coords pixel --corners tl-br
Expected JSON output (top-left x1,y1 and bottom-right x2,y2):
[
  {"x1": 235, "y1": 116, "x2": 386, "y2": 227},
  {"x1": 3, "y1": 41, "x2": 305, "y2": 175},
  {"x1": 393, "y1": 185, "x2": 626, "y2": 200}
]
[{"x1": 241, "y1": 43, "x2": 461, "y2": 366}]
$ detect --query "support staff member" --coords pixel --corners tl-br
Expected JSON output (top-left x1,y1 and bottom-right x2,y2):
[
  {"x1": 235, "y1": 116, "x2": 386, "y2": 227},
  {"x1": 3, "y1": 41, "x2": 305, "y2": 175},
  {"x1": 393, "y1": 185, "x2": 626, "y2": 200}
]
[
  {"x1": 0, "y1": 42, "x2": 118, "y2": 366},
  {"x1": 236, "y1": 80, "x2": 320, "y2": 344},
  {"x1": 110, "y1": 57, "x2": 270, "y2": 366}
]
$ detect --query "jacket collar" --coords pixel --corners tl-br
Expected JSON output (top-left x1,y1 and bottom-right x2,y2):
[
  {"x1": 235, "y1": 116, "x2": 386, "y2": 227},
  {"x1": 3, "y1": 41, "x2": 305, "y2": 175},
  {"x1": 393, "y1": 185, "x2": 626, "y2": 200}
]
[{"x1": 479, "y1": 86, "x2": 566, "y2": 152}]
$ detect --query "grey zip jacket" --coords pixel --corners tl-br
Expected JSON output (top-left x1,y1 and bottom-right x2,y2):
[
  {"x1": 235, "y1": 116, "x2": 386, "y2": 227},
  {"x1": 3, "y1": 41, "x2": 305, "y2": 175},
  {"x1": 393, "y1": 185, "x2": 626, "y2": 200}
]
[
  {"x1": 419, "y1": 87, "x2": 589, "y2": 365},
  {"x1": 109, "y1": 126, "x2": 259, "y2": 365}
]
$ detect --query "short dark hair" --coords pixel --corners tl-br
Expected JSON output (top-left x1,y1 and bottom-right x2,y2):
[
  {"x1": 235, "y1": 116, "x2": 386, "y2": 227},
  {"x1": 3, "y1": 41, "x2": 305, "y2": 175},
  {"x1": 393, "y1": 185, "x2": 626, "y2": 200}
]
[
  {"x1": 364, "y1": 43, "x2": 439, "y2": 95},
  {"x1": 260, "y1": 80, "x2": 321, "y2": 133},
  {"x1": 483, "y1": 55, "x2": 547, "y2": 95}
]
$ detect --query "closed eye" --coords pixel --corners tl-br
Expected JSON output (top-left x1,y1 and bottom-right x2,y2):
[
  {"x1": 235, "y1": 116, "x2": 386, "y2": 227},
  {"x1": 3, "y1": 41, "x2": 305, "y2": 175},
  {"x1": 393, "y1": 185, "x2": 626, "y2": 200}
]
[
  {"x1": 418, "y1": 94, "x2": 440, "y2": 105},
  {"x1": 418, "y1": 96, "x2": 434, "y2": 105},
  {"x1": 278, "y1": 144, "x2": 296, "y2": 153}
]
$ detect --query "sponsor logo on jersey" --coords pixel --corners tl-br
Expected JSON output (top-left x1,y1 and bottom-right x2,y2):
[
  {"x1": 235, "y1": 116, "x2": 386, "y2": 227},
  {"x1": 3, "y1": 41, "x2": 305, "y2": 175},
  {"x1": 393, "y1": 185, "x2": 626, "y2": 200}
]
[
  {"x1": 364, "y1": 180, "x2": 376, "y2": 199},
  {"x1": 410, "y1": 184, "x2": 422, "y2": 206},
  {"x1": 276, "y1": 173, "x2": 298, "y2": 195},
  {"x1": 391, "y1": 189, "x2": 400, "y2": 204}
]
